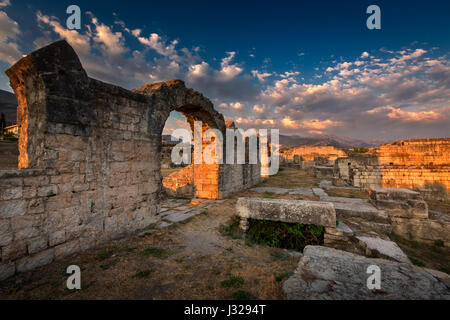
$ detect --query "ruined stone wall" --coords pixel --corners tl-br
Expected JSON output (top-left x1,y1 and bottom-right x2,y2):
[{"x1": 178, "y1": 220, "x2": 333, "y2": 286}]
[
  {"x1": 0, "y1": 40, "x2": 263, "y2": 279},
  {"x1": 353, "y1": 166, "x2": 450, "y2": 191},
  {"x1": 162, "y1": 165, "x2": 194, "y2": 197},
  {"x1": 281, "y1": 146, "x2": 346, "y2": 162},
  {"x1": 334, "y1": 139, "x2": 450, "y2": 192},
  {"x1": 368, "y1": 138, "x2": 450, "y2": 166},
  {"x1": 1, "y1": 41, "x2": 160, "y2": 280},
  {"x1": 221, "y1": 163, "x2": 261, "y2": 198}
]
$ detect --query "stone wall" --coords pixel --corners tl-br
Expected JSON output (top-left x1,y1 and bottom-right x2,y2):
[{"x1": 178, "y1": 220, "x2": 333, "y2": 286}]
[
  {"x1": 333, "y1": 138, "x2": 450, "y2": 193},
  {"x1": 162, "y1": 165, "x2": 195, "y2": 197},
  {"x1": 0, "y1": 40, "x2": 261, "y2": 280},
  {"x1": 352, "y1": 165, "x2": 450, "y2": 191},
  {"x1": 281, "y1": 146, "x2": 346, "y2": 163},
  {"x1": 368, "y1": 138, "x2": 450, "y2": 166}
]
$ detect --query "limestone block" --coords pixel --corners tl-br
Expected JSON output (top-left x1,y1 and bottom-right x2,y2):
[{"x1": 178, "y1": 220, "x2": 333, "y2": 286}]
[
  {"x1": 49, "y1": 230, "x2": 66, "y2": 247},
  {"x1": 0, "y1": 200, "x2": 26, "y2": 219},
  {"x1": 16, "y1": 249, "x2": 54, "y2": 273},
  {"x1": 2, "y1": 241, "x2": 27, "y2": 261},
  {"x1": 369, "y1": 188, "x2": 421, "y2": 201},
  {"x1": 27, "y1": 236, "x2": 48, "y2": 254},
  {"x1": 54, "y1": 240, "x2": 80, "y2": 259},
  {"x1": 0, "y1": 262, "x2": 15, "y2": 281},
  {"x1": 236, "y1": 197, "x2": 336, "y2": 227},
  {"x1": 372, "y1": 199, "x2": 428, "y2": 219},
  {"x1": 283, "y1": 246, "x2": 450, "y2": 300}
]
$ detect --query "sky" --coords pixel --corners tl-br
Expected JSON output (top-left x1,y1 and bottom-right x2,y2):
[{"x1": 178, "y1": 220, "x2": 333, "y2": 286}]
[{"x1": 0, "y1": 0, "x2": 449, "y2": 141}]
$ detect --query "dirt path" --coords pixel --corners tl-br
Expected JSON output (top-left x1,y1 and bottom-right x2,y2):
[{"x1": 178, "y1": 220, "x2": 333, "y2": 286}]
[{"x1": 0, "y1": 197, "x2": 300, "y2": 300}]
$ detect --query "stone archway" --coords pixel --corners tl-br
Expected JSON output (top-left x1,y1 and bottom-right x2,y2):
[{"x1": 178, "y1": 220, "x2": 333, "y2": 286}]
[{"x1": 133, "y1": 80, "x2": 227, "y2": 200}]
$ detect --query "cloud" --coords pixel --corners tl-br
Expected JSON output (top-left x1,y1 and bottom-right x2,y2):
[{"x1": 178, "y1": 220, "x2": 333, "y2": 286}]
[
  {"x1": 367, "y1": 106, "x2": 441, "y2": 122},
  {"x1": 91, "y1": 17, "x2": 128, "y2": 56},
  {"x1": 187, "y1": 61, "x2": 210, "y2": 79},
  {"x1": 135, "y1": 32, "x2": 178, "y2": 57},
  {"x1": 1, "y1": 6, "x2": 448, "y2": 141},
  {"x1": 300, "y1": 119, "x2": 342, "y2": 130},
  {"x1": 251, "y1": 70, "x2": 272, "y2": 83},
  {"x1": 253, "y1": 46, "x2": 450, "y2": 139},
  {"x1": 0, "y1": 11, "x2": 22, "y2": 64},
  {"x1": 281, "y1": 116, "x2": 300, "y2": 129},
  {"x1": 0, "y1": 0, "x2": 10, "y2": 8},
  {"x1": 217, "y1": 51, "x2": 243, "y2": 81},
  {"x1": 253, "y1": 104, "x2": 266, "y2": 113},
  {"x1": 230, "y1": 102, "x2": 243, "y2": 110},
  {"x1": 361, "y1": 51, "x2": 369, "y2": 58}
]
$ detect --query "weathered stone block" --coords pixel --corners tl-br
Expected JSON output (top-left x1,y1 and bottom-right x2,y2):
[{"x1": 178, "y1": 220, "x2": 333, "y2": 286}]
[
  {"x1": 16, "y1": 249, "x2": 54, "y2": 273},
  {"x1": 372, "y1": 199, "x2": 428, "y2": 219},
  {"x1": 283, "y1": 246, "x2": 450, "y2": 300},
  {"x1": 369, "y1": 188, "x2": 422, "y2": 201},
  {"x1": 0, "y1": 186, "x2": 23, "y2": 200},
  {"x1": 54, "y1": 240, "x2": 80, "y2": 259},
  {"x1": 0, "y1": 200, "x2": 26, "y2": 219},
  {"x1": 236, "y1": 197, "x2": 336, "y2": 228},
  {"x1": 2, "y1": 241, "x2": 27, "y2": 261},
  {"x1": 0, "y1": 262, "x2": 15, "y2": 281},
  {"x1": 49, "y1": 230, "x2": 66, "y2": 247},
  {"x1": 27, "y1": 236, "x2": 48, "y2": 254}
]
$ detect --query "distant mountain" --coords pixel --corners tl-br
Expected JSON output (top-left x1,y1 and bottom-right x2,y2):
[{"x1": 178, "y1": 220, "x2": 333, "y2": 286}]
[
  {"x1": 0, "y1": 89, "x2": 17, "y2": 126},
  {"x1": 279, "y1": 133, "x2": 390, "y2": 149}
]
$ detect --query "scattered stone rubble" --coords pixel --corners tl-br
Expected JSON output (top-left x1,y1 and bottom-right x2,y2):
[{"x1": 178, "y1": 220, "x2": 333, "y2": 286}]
[
  {"x1": 246, "y1": 184, "x2": 449, "y2": 299},
  {"x1": 283, "y1": 246, "x2": 450, "y2": 300}
]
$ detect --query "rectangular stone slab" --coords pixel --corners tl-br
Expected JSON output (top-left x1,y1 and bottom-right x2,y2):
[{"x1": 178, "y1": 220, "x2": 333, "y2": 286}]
[
  {"x1": 369, "y1": 188, "x2": 421, "y2": 201},
  {"x1": 236, "y1": 197, "x2": 336, "y2": 227}
]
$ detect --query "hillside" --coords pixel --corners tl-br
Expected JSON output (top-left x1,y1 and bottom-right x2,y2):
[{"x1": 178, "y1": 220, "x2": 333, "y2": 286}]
[
  {"x1": 279, "y1": 134, "x2": 389, "y2": 149},
  {"x1": 0, "y1": 89, "x2": 17, "y2": 126}
]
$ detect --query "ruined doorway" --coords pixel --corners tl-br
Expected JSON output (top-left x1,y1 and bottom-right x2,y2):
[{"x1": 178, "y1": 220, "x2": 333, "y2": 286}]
[{"x1": 161, "y1": 111, "x2": 195, "y2": 199}]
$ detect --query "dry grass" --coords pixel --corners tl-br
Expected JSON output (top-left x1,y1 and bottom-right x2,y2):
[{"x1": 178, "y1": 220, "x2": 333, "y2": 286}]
[
  {"x1": 426, "y1": 199, "x2": 450, "y2": 214},
  {"x1": 389, "y1": 234, "x2": 450, "y2": 274},
  {"x1": 0, "y1": 199, "x2": 299, "y2": 300},
  {"x1": 0, "y1": 141, "x2": 18, "y2": 169},
  {"x1": 256, "y1": 167, "x2": 321, "y2": 189},
  {"x1": 325, "y1": 188, "x2": 369, "y2": 199}
]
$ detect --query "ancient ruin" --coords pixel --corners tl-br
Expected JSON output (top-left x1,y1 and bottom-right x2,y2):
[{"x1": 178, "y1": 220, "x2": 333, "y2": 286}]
[
  {"x1": 0, "y1": 40, "x2": 261, "y2": 279},
  {"x1": 334, "y1": 138, "x2": 450, "y2": 197},
  {"x1": 0, "y1": 40, "x2": 448, "y2": 300}
]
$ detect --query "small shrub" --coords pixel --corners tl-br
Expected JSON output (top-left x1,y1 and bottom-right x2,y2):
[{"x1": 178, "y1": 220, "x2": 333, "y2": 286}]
[
  {"x1": 346, "y1": 147, "x2": 369, "y2": 155},
  {"x1": 2, "y1": 132, "x2": 18, "y2": 142},
  {"x1": 133, "y1": 270, "x2": 152, "y2": 278},
  {"x1": 139, "y1": 247, "x2": 170, "y2": 259},
  {"x1": 410, "y1": 257, "x2": 425, "y2": 267},
  {"x1": 97, "y1": 249, "x2": 112, "y2": 261},
  {"x1": 434, "y1": 240, "x2": 444, "y2": 247},
  {"x1": 221, "y1": 276, "x2": 245, "y2": 288},
  {"x1": 231, "y1": 290, "x2": 253, "y2": 300},
  {"x1": 274, "y1": 272, "x2": 292, "y2": 282},
  {"x1": 219, "y1": 216, "x2": 244, "y2": 239},
  {"x1": 247, "y1": 219, "x2": 324, "y2": 251}
]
